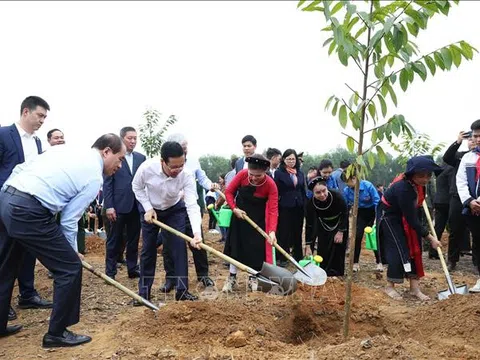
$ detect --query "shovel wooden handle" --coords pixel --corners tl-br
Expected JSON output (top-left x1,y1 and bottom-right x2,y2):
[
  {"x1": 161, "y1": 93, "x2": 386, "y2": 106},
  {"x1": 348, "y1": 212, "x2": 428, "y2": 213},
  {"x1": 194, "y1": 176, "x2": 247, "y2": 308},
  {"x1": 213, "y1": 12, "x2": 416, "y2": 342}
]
[
  {"x1": 151, "y1": 219, "x2": 255, "y2": 276},
  {"x1": 81, "y1": 260, "x2": 159, "y2": 311},
  {"x1": 422, "y1": 201, "x2": 456, "y2": 294}
]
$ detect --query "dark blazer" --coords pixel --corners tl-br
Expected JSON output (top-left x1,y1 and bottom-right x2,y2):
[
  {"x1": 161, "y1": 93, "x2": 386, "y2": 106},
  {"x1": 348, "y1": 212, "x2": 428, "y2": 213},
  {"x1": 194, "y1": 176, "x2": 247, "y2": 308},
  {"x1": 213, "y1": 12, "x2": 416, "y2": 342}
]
[
  {"x1": 434, "y1": 165, "x2": 453, "y2": 205},
  {"x1": 0, "y1": 124, "x2": 42, "y2": 187},
  {"x1": 235, "y1": 157, "x2": 245, "y2": 173},
  {"x1": 274, "y1": 167, "x2": 306, "y2": 208},
  {"x1": 103, "y1": 151, "x2": 146, "y2": 214}
]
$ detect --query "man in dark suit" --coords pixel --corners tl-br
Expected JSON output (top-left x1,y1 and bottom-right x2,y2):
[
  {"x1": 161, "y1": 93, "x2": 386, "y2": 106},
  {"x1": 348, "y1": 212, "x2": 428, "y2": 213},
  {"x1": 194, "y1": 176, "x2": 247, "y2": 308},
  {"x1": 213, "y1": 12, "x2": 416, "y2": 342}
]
[
  {"x1": 0, "y1": 96, "x2": 53, "y2": 322},
  {"x1": 235, "y1": 135, "x2": 257, "y2": 173},
  {"x1": 103, "y1": 127, "x2": 146, "y2": 280}
]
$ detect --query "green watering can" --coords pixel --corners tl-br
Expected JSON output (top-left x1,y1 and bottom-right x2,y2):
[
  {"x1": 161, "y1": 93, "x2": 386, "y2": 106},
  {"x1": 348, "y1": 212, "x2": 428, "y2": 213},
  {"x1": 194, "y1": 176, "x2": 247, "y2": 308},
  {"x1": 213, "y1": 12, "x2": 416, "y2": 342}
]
[
  {"x1": 299, "y1": 255, "x2": 323, "y2": 268},
  {"x1": 364, "y1": 225, "x2": 377, "y2": 251},
  {"x1": 207, "y1": 204, "x2": 233, "y2": 228}
]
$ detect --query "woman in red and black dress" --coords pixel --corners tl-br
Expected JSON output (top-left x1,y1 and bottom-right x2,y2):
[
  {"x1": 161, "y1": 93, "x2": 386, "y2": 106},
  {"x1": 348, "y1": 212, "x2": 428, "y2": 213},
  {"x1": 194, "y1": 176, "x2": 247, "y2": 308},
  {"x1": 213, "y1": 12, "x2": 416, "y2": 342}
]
[{"x1": 222, "y1": 154, "x2": 278, "y2": 292}]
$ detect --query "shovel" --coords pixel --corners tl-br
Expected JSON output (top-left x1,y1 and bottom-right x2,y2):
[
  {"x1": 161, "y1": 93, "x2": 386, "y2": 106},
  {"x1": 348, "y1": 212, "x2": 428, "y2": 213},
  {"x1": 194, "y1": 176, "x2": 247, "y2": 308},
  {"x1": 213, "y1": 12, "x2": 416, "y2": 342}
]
[
  {"x1": 81, "y1": 261, "x2": 160, "y2": 311},
  {"x1": 422, "y1": 201, "x2": 468, "y2": 300},
  {"x1": 214, "y1": 189, "x2": 327, "y2": 286},
  {"x1": 151, "y1": 219, "x2": 297, "y2": 295}
]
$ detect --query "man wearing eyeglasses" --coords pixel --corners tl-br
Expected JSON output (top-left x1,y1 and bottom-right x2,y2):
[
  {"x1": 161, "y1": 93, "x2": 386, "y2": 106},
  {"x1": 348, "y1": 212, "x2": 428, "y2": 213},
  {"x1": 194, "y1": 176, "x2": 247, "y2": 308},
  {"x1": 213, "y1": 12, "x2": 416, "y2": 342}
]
[{"x1": 132, "y1": 141, "x2": 202, "y2": 302}]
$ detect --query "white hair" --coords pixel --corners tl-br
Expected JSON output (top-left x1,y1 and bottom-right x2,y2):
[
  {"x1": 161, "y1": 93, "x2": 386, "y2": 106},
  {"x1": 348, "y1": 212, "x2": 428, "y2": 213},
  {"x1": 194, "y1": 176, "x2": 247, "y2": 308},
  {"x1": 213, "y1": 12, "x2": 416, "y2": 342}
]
[{"x1": 167, "y1": 133, "x2": 187, "y2": 145}]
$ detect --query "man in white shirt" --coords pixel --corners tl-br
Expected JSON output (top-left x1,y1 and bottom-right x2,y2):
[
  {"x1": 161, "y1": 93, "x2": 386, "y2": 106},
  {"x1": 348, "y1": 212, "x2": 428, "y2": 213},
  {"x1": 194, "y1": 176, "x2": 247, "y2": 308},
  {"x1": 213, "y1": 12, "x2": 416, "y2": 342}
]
[
  {"x1": 0, "y1": 133, "x2": 125, "y2": 347},
  {"x1": 157, "y1": 133, "x2": 218, "y2": 291},
  {"x1": 132, "y1": 141, "x2": 202, "y2": 302}
]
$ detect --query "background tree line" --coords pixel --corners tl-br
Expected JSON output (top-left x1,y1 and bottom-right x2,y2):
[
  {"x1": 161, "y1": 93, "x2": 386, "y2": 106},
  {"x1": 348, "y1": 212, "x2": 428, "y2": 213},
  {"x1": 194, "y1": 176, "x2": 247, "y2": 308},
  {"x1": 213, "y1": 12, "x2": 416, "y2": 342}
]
[{"x1": 199, "y1": 146, "x2": 405, "y2": 187}]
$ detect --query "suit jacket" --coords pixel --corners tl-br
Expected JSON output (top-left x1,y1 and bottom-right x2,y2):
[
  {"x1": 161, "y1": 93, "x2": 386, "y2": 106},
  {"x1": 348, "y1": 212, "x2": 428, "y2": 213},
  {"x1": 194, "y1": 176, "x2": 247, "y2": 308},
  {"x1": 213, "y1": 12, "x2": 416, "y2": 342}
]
[
  {"x1": 274, "y1": 167, "x2": 306, "y2": 208},
  {"x1": 235, "y1": 157, "x2": 245, "y2": 173},
  {"x1": 103, "y1": 151, "x2": 146, "y2": 214},
  {"x1": 0, "y1": 124, "x2": 42, "y2": 188}
]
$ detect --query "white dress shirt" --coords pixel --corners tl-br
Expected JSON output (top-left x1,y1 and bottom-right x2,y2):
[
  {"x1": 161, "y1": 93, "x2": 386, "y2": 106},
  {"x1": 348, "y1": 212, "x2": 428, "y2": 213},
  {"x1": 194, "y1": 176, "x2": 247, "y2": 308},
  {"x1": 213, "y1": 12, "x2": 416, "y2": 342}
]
[
  {"x1": 125, "y1": 151, "x2": 134, "y2": 173},
  {"x1": 5, "y1": 146, "x2": 104, "y2": 251},
  {"x1": 15, "y1": 123, "x2": 39, "y2": 161},
  {"x1": 185, "y1": 156, "x2": 212, "y2": 191},
  {"x1": 132, "y1": 158, "x2": 201, "y2": 234}
]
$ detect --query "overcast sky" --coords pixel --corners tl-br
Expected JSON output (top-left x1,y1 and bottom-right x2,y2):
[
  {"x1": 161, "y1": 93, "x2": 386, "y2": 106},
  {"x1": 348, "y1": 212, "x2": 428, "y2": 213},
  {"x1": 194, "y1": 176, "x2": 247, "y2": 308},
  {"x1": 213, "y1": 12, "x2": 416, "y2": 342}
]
[{"x1": 0, "y1": 1, "x2": 478, "y2": 158}]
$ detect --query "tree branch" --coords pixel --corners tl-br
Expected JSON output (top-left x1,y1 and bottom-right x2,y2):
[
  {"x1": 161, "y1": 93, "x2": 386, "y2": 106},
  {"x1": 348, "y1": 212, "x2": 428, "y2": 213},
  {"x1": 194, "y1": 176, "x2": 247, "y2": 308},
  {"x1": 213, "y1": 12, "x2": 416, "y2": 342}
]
[
  {"x1": 341, "y1": 132, "x2": 359, "y2": 144},
  {"x1": 345, "y1": 83, "x2": 364, "y2": 101},
  {"x1": 363, "y1": 120, "x2": 391, "y2": 135}
]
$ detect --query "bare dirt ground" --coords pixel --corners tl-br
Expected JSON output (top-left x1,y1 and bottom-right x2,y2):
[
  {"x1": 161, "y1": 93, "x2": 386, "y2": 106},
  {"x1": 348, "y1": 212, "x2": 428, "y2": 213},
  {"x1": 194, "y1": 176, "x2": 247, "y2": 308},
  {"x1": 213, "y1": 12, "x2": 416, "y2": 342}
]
[{"x1": 2, "y1": 220, "x2": 480, "y2": 359}]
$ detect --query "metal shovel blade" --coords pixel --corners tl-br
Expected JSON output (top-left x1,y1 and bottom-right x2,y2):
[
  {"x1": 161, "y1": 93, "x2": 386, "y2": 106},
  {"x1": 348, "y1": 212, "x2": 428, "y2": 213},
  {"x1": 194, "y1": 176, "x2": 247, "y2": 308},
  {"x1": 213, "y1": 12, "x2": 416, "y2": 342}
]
[
  {"x1": 438, "y1": 284, "x2": 469, "y2": 301},
  {"x1": 256, "y1": 262, "x2": 298, "y2": 296},
  {"x1": 293, "y1": 263, "x2": 327, "y2": 287}
]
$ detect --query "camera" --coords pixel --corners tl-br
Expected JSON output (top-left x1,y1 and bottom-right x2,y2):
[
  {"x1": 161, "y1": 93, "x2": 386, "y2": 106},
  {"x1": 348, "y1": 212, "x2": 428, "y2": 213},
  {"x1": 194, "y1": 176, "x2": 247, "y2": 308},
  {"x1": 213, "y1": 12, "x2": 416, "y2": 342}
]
[{"x1": 463, "y1": 131, "x2": 472, "y2": 139}]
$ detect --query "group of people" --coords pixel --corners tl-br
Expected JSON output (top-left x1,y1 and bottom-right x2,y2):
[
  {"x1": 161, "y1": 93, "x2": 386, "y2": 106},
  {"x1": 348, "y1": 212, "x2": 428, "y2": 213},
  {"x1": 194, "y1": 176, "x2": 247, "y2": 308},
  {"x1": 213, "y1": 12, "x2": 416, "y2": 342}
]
[{"x1": 2, "y1": 95, "x2": 480, "y2": 348}]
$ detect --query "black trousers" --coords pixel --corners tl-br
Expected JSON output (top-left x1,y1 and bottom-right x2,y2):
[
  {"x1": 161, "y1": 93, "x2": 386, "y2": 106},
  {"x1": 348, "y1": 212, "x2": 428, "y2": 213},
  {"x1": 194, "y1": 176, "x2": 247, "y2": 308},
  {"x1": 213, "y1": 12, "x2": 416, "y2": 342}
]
[
  {"x1": 0, "y1": 189, "x2": 82, "y2": 335},
  {"x1": 277, "y1": 206, "x2": 304, "y2": 262},
  {"x1": 448, "y1": 196, "x2": 468, "y2": 263},
  {"x1": 139, "y1": 202, "x2": 189, "y2": 299},
  {"x1": 162, "y1": 213, "x2": 208, "y2": 281},
  {"x1": 465, "y1": 215, "x2": 480, "y2": 275},
  {"x1": 354, "y1": 207, "x2": 380, "y2": 264},
  {"x1": 105, "y1": 207, "x2": 141, "y2": 277},
  {"x1": 431, "y1": 203, "x2": 450, "y2": 257}
]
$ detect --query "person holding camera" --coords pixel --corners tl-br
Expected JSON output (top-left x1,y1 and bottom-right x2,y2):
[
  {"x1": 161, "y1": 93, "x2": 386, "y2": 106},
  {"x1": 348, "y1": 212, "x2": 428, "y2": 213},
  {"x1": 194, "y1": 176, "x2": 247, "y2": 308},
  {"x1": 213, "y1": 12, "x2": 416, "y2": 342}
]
[{"x1": 443, "y1": 129, "x2": 476, "y2": 271}]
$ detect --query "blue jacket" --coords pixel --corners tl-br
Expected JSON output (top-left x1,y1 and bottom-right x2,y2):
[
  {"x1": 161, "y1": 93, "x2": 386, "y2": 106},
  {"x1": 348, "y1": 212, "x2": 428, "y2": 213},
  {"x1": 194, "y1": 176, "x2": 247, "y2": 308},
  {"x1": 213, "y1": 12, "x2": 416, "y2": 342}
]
[
  {"x1": 0, "y1": 124, "x2": 42, "y2": 188},
  {"x1": 103, "y1": 151, "x2": 146, "y2": 214},
  {"x1": 326, "y1": 176, "x2": 338, "y2": 190},
  {"x1": 343, "y1": 180, "x2": 379, "y2": 209},
  {"x1": 274, "y1": 167, "x2": 306, "y2": 208}
]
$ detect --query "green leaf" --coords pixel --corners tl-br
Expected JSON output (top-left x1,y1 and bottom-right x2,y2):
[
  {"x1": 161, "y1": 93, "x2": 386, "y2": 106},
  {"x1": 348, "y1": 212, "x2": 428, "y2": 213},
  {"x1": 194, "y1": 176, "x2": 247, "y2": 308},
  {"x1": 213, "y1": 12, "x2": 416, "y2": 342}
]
[
  {"x1": 346, "y1": 16, "x2": 359, "y2": 32},
  {"x1": 378, "y1": 94, "x2": 387, "y2": 117},
  {"x1": 338, "y1": 46, "x2": 349, "y2": 66},
  {"x1": 391, "y1": 116, "x2": 401, "y2": 136},
  {"x1": 339, "y1": 105, "x2": 348, "y2": 128},
  {"x1": 301, "y1": 0, "x2": 324, "y2": 11},
  {"x1": 354, "y1": 25, "x2": 367, "y2": 39},
  {"x1": 459, "y1": 41, "x2": 474, "y2": 60},
  {"x1": 384, "y1": 31, "x2": 396, "y2": 53},
  {"x1": 424, "y1": 55, "x2": 436, "y2": 75},
  {"x1": 412, "y1": 61, "x2": 427, "y2": 81},
  {"x1": 450, "y1": 45, "x2": 462, "y2": 68},
  {"x1": 374, "y1": 63, "x2": 384, "y2": 79},
  {"x1": 356, "y1": 154, "x2": 366, "y2": 167},
  {"x1": 376, "y1": 145, "x2": 387, "y2": 164},
  {"x1": 346, "y1": 136, "x2": 355, "y2": 152},
  {"x1": 370, "y1": 29, "x2": 385, "y2": 49},
  {"x1": 440, "y1": 47, "x2": 452, "y2": 70},
  {"x1": 368, "y1": 103, "x2": 376, "y2": 121},
  {"x1": 297, "y1": 0, "x2": 307, "y2": 9},
  {"x1": 331, "y1": 100, "x2": 339, "y2": 116},
  {"x1": 387, "y1": 83, "x2": 398, "y2": 106},
  {"x1": 323, "y1": 37, "x2": 334, "y2": 47},
  {"x1": 384, "y1": 16, "x2": 394, "y2": 34},
  {"x1": 390, "y1": 73, "x2": 397, "y2": 84},
  {"x1": 347, "y1": 3, "x2": 357, "y2": 16},
  {"x1": 399, "y1": 69, "x2": 409, "y2": 91},
  {"x1": 328, "y1": 40, "x2": 336, "y2": 55},
  {"x1": 405, "y1": 9, "x2": 426, "y2": 29},
  {"x1": 406, "y1": 21, "x2": 419, "y2": 37},
  {"x1": 392, "y1": 24, "x2": 404, "y2": 52},
  {"x1": 434, "y1": 51, "x2": 445, "y2": 70},
  {"x1": 367, "y1": 151, "x2": 375, "y2": 169},
  {"x1": 387, "y1": 54, "x2": 395, "y2": 67},
  {"x1": 325, "y1": 95, "x2": 336, "y2": 111},
  {"x1": 371, "y1": 129, "x2": 378, "y2": 143},
  {"x1": 331, "y1": 1, "x2": 344, "y2": 16},
  {"x1": 323, "y1": 0, "x2": 331, "y2": 20}
]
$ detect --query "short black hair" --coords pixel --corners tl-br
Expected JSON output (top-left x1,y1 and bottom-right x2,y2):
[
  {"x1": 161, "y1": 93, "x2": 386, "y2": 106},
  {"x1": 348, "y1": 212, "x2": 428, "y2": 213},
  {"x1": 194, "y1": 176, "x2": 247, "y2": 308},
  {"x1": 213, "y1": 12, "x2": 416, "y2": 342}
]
[
  {"x1": 20, "y1": 96, "x2": 50, "y2": 115},
  {"x1": 308, "y1": 166, "x2": 317, "y2": 172},
  {"x1": 266, "y1": 147, "x2": 282, "y2": 160},
  {"x1": 120, "y1": 126, "x2": 136, "y2": 138},
  {"x1": 91, "y1": 133, "x2": 124, "y2": 153},
  {"x1": 340, "y1": 160, "x2": 351, "y2": 169},
  {"x1": 471, "y1": 119, "x2": 480, "y2": 131},
  {"x1": 161, "y1": 141, "x2": 184, "y2": 163},
  {"x1": 241, "y1": 135, "x2": 257, "y2": 146},
  {"x1": 47, "y1": 128, "x2": 62, "y2": 140},
  {"x1": 318, "y1": 159, "x2": 333, "y2": 171}
]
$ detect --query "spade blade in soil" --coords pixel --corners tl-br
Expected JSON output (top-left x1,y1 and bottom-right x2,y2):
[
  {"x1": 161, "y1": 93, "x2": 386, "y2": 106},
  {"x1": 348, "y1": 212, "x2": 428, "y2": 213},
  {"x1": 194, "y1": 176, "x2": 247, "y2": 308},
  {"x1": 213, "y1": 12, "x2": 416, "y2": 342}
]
[
  {"x1": 293, "y1": 263, "x2": 327, "y2": 287},
  {"x1": 438, "y1": 284, "x2": 469, "y2": 300},
  {"x1": 257, "y1": 262, "x2": 298, "y2": 296}
]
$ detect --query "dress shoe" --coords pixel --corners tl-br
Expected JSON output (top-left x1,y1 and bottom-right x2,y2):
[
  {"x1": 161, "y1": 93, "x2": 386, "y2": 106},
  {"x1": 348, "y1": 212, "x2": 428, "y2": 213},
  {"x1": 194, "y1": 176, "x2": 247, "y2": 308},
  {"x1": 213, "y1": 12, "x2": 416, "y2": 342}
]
[
  {"x1": 18, "y1": 295, "x2": 53, "y2": 309},
  {"x1": 128, "y1": 270, "x2": 140, "y2": 279},
  {"x1": 199, "y1": 276, "x2": 215, "y2": 287},
  {"x1": 8, "y1": 306, "x2": 17, "y2": 321},
  {"x1": 0, "y1": 324, "x2": 23, "y2": 338},
  {"x1": 42, "y1": 329, "x2": 92, "y2": 348},
  {"x1": 175, "y1": 290, "x2": 198, "y2": 301},
  {"x1": 159, "y1": 281, "x2": 175, "y2": 293}
]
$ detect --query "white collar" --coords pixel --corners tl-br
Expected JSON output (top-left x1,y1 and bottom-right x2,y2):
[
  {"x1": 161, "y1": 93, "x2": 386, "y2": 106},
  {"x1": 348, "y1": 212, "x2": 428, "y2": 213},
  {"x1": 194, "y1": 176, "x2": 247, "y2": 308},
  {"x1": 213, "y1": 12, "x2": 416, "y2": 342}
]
[{"x1": 15, "y1": 123, "x2": 35, "y2": 139}]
